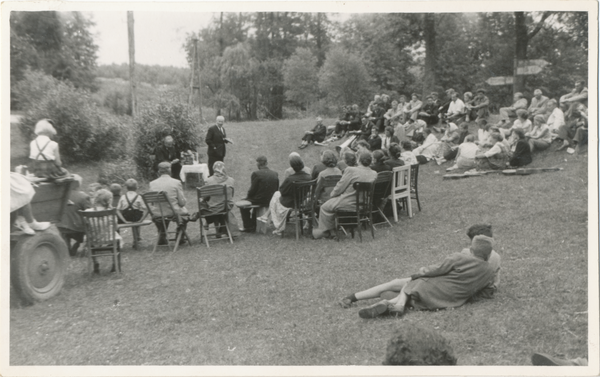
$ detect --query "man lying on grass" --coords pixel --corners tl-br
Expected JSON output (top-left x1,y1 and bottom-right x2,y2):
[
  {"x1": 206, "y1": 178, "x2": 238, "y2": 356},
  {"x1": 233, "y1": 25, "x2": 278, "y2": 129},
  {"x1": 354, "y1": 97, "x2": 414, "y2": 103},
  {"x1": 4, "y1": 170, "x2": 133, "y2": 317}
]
[{"x1": 340, "y1": 227, "x2": 499, "y2": 319}]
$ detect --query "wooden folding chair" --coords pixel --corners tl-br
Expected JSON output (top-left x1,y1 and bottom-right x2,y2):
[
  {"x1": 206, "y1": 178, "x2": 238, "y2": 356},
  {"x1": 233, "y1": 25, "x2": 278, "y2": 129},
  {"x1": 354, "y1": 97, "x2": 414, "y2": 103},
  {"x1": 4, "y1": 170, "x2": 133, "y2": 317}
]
[
  {"x1": 197, "y1": 184, "x2": 234, "y2": 247},
  {"x1": 389, "y1": 165, "x2": 412, "y2": 223},
  {"x1": 410, "y1": 163, "x2": 421, "y2": 212},
  {"x1": 79, "y1": 208, "x2": 121, "y2": 275},
  {"x1": 142, "y1": 191, "x2": 192, "y2": 253},
  {"x1": 371, "y1": 171, "x2": 393, "y2": 227},
  {"x1": 334, "y1": 181, "x2": 375, "y2": 242},
  {"x1": 288, "y1": 179, "x2": 317, "y2": 240}
]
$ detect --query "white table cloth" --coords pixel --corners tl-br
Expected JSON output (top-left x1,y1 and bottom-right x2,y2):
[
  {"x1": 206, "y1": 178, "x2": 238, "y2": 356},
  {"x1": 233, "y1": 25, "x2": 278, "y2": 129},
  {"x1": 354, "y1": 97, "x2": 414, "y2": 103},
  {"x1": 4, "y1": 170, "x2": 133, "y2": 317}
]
[{"x1": 179, "y1": 164, "x2": 209, "y2": 183}]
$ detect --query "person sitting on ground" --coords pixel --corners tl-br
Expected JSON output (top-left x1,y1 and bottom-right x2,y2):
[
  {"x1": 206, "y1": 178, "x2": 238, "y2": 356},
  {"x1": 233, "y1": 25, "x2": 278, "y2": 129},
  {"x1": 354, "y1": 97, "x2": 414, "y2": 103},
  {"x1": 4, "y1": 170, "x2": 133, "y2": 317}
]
[
  {"x1": 508, "y1": 129, "x2": 532, "y2": 167},
  {"x1": 498, "y1": 92, "x2": 528, "y2": 128},
  {"x1": 417, "y1": 95, "x2": 440, "y2": 126},
  {"x1": 29, "y1": 119, "x2": 69, "y2": 179},
  {"x1": 367, "y1": 125, "x2": 382, "y2": 152},
  {"x1": 443, "y1": 122, "x2": 470, "y2": 162},
  {"x1": 312, "y1": 152, "x2": 377, "y2": 239},
  {"x1": 149, "y1": 162, "x2": 190, "y2": 245},
  {"x1": 86, "y1": 189, "x2": 122, "y2": 273},
  {"x1": 437, "y1": 88, "x2": 454, "y2": 117},
  {"x1": 400, "y1": 141, "x2": 418, "y2": 166},
  {"x1": 465, "y1": 89, "x2": 490, "y2": 122},
  {"x1": 116, "y1": 178, "x2": 147, "y2": 225},
  {"x1": 396, "y1": 95, "x2": 409, "y2": 124},
  {"x1": 337, "y1": 150, "x2": 357, "y2": 173},
  {"x1": 445, "y1": 90, "x2": 466, "y2": 123},
  {"x1": 502, "y1": 109, "x2": 532, "y2": 144},
  {"x1": 559, "y1": 79, "x2": 588, "y2": 119},
  {"x1": 365, "y1": 95, "x2": 380, "y2": 117},
  {"x1": 329, "y1": 105, "x2": 350, "y2": 139},
  {"x1": 462, "y1": 91, "x2": 474, "y2": 121},
  {"x1": 380, "y1": 94, "x2": 392, "y2": 111},
  {"x1": 384, "y1": 143, "x2": 405, "y2": 169},
  {"x1": 267, "y1": 154, "x2": 312, "y2": 236},
  {"x1": 198, "y1": 161, "x2": 239, "y2": 238},
  {"x1": 476, "y1": 119, "x2": 491, "y2": 146},
  {"x1": 446, "y1": 135, "x2": 479, "y2": 172},
  {"x1": 383, "y1": 326, "x2": 457, "y2": 366},
  {"x1": 413, "y1": 128, "x2": 440, "y2": 161},
  {"x1": 369, "y1": 101, "x2": 387, "y2": 134},
  {"x1": 283, "y1": 152, "x2": 312, "y2": 179},
  {"x1": 339, "y1": 234, "x2": 496, "y2": 319},
  {"x1": 433, "y1": 122, "x2": 460, "y2": 165},
  {"x1": 526, "y1": 114, "x2": 552, "y2": 153},
  {"x1": 527, "y1": 89, "x2": 549, "y2": 120},
  {"x1": 404, "y1": 93, "x2": 423, "y2": 122},
  {"x1": 474, "y1": 132, "x2": 510, "y2": 171},
  {"x1": 238, "y1": 156, "x2": 279, "y2": 233},
  {"x1": 546, "y1": 99, "x2": 566, "y2": 134},
  {"x1": 299, "y1": 117, "x2": 327, "y2": 149},
  {"x1": 348, "y1": 115, "x2": 373, "y2": 143},
  {"x1": 110, "y1": 183, "x2": 122, "y2": 210},
  {"x1": 371, "y1": 150, "x2": 392, "y2": 173},
  {"x1": 385, "y1": 100, "x2": 404, "y2": 128},
  {"x1": 57, "y1": 174, "x2": 91, "y2": 255},
  {"x1": 326, "y1": 104, "x2": 362, "y2": 141},
  {"x1": 571, "y1": 105, "x2": 588, "y2": 155},
  {"x1": 314, "y1": 151, "x2": 343, "y2": 204},
  {"x1": 557, "y1": 104, "x2": 588, "y2": 153},
  {"x1": 402, "y1": 118, "x2": 427, "y2": 144},
  {"x1": 380, "y1": 126, "x2": 400, "y2": 153},
  {"x1": 11, "y1": 172, "x2": 52, "y2": 235}
]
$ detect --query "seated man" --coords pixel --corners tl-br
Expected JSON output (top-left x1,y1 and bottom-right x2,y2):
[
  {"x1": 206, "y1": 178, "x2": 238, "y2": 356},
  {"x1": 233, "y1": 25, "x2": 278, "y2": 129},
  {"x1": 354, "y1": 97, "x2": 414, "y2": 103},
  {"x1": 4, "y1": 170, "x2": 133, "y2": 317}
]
[
  {"x1": 383, "y1": 326, "x2": 457, "y2": 365},
  {"x1": 312, "y1": 152, "x2": 377, "y2": 239},
  {"x1": 154, "y1": 134, "x2": 183, "y2": 180},
  {"x1": 299, "y1": 117, "x2": 327, "y2": 149},
  {"x1": 417, "y1": 95, "x2": 440, "y2": 126},
  {"x1": 57, "y1": 174, "x2": 91, "y2": 256},
  {"x1": 149, "y1": 162, "x2": 190, "y2": 245},
  {"x1": 556, "y1": 105, "x2": 588, "y2": 152},
  {"x1": 560, "y1": 79, "x2": 588, "y2": 119},
  {"x1": 239, "y1": 156, "x2": 279, "y2": 233},
  {"x1": 546, "y1": 99, "x2": 565, "y2": 133},
  {"x1": 465, "y1": 89, "x2": 490, "y2": 122},
  {"x1": 527, "y1": 89, "x2": 549, "y2": 120},
  {"x1": 498, "y1": 92, "x2": 528, "y2": 127},
  {"x1": 404, "y1": 93, "x2": 423, "y2": 122},
  {"x1": 445, "y1": 90, "x2": 466, "y2": 123},
  {"x1": 339, "y1": 233, "x2": 497, "y2": 318}
]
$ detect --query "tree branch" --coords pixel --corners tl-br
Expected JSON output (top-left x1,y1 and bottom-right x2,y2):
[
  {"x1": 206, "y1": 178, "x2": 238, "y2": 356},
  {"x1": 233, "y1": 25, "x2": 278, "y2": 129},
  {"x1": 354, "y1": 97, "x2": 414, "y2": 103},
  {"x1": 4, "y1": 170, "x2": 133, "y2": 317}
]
[{"x1": 528, "y1": 11, "x2": 552, "y2": 39}]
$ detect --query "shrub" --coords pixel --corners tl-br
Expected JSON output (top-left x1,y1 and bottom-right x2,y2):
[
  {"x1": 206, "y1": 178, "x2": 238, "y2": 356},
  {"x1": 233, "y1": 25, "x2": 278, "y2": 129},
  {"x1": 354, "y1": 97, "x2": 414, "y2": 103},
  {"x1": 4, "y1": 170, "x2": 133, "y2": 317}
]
[
  {"x1": 133, "y1": 101, "x2": 204, "y2": 181},
  {"x1": 97, "y1": 158, "x2": 140, "y2": 185},
  {"x1": 12, "y1": 69, "x2": 61, "y2": 111},
  {"x1": 103, "y1": 88, "x2": 132, "y2": 116},
  {"x1": 19, "y1": 79, "x2": 129, "y2": 163}
]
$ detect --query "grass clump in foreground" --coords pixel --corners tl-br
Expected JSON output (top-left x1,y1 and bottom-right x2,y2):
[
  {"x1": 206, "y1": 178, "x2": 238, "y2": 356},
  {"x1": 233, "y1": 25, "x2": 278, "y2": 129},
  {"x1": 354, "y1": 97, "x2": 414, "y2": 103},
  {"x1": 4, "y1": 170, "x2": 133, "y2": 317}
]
[{"x1": 9, "y1": 116, "x2": 589, "y2": 366}]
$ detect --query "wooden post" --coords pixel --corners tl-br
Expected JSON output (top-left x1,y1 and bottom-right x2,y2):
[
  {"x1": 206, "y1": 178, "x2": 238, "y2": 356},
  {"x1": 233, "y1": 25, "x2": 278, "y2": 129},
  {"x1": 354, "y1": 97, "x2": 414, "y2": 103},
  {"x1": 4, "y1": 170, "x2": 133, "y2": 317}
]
[
  {"x1": 127, "y1": 11, "x2": 137, "y2": 118},
  {"x1": 188, "y1": 38, "x2": 203, "y2": 123}
]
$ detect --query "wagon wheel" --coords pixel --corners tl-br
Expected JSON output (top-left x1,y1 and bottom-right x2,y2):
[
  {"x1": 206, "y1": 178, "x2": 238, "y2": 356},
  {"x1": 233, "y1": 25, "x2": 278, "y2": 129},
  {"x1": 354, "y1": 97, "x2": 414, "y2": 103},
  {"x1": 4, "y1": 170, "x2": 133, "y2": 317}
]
[{"x1": 11, "y1": 227, "x2": 69, "y2": 305}]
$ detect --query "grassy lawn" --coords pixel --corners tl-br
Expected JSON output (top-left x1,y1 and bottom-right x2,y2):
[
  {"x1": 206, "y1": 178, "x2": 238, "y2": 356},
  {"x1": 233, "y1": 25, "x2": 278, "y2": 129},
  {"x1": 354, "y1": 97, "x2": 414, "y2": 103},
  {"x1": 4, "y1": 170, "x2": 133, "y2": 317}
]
[{"x1": 8, "y1": 115, "x2": 590, "y2": 366}]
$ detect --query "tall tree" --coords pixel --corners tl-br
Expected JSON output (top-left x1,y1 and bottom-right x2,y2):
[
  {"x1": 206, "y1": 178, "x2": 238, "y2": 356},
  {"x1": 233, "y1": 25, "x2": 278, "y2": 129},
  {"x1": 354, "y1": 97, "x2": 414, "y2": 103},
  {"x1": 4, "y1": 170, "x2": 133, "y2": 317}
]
[
  {"x1": 513, "y1": 11, "x2": 552, "y2": 94},
  {"x1": 318, "y1": 47, "x2": 371, "y2": 106},
  {"x1": 282, "y1": 47, "x2": 319, "y2": 110}
]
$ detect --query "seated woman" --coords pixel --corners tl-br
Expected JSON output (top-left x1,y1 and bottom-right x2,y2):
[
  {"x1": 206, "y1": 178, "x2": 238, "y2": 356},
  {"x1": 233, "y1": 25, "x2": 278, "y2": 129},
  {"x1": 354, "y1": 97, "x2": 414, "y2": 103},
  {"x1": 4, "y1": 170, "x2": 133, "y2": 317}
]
[
  {"x1": 502, "y1": 109, "x2": 532, "y2": 140},
  {"x1": 283, "y1": 152, "x2": 312, "y2": 179},
  {"x1": 29, "y1": 119, "x2": 69, "y2": 179},
  {"x1": 371, "y1": 150, "x2": 392, "y2": 172},
  {"x1": 525, "y1": 114, "x2": 552, "y2": 153},
  {"x1": 337, "y1": 150, "x2": 357, "y2": 173},
  {"x1": 404, "y1": 93, "x2": 423, "y2": 122},
  {"x1": 384, "y1": 100, "x2": 404, "y2": 128},
  {"x1": 198, "y1": 161, "x2": 239, "y2": 238},
  {"x1": 400, "y1": 141, "x2": 418, "y2": 166},
  {"x1": 475, "y1": 119, "x2": 491, "y2": 146},
  {"x1": 413, "y1": 128, "x2": 439, "y2": 161},
  {"x1": 508, "y1": 129, "x2": 532, "y2": 167},
  {"x1": 314, "y1": 150, "x2": 342, "y2": 204},
  {"x1": 443, "y1": 122, "x2": 470, "y2": 162},
  {"x1": 445, "y1": 135, "x2": 479, "y2": 172},
  {"x1": 11, "y1": 172, "x2": 51, "y2": 235},
  {"x1": 339, "y1": 234, "x2": 496, "y2": 318},
  {"x1": 298, "y1": 117, "x2": 327, "y2": 149},
  {"x1": 556, "y1": 105, "x2": 588, "y2": 152},
  {"x1": 383, "y1": 143, "x2": 405, "y2": 169},
  {"x1": 474, "y1": 132, "x2": 510, "y2": 171},
  {"x1": 267, "y1": 154, "x2": 312, "y2": 236},
  {"x1": 312, "y1": 152, "x2": 377, "y2": 239},
  {"x1": 380, "y1": 126, "x2": 400, "y2": 153},
  {"x1": 85, "y1": 189, "x2": 122, "y2": 273}
]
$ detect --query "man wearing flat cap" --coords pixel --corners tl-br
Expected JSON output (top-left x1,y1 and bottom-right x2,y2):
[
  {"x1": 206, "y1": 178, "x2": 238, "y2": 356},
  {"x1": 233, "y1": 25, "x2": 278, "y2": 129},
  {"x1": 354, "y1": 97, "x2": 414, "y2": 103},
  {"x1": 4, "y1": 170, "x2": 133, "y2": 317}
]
[
  {"x1": 206, "y1": 115, "x2": 233, "y2": 177},
  {"x1": 238, "y1": 156, "x2": 279, "y2": 232},
  {"x1": 527, "y1": 89, "x2": 549, "y2": 119},
  {"x1": 465, "y1": 88, "x2": 490, "y2": 121}
]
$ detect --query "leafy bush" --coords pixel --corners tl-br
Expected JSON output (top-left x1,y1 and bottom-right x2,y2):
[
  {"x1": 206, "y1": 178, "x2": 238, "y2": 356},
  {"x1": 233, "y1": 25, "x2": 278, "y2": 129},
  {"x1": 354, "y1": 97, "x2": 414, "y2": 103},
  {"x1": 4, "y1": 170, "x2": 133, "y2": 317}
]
[
  {"x1": 133, "y1": 101, "x2": 204, "y2": 181},
  {"x1": 97, "y1": 158, "x2": 140, "y2": 185},
  {"x1": 103, "y1": 88, "x2": 132, "y2": 116},
  {"x1": 12, "y1": 69, "x2": 61, "y2": 111},
  {"x1": 19, "y1": 77, "x2": 129, "y2": 163}
]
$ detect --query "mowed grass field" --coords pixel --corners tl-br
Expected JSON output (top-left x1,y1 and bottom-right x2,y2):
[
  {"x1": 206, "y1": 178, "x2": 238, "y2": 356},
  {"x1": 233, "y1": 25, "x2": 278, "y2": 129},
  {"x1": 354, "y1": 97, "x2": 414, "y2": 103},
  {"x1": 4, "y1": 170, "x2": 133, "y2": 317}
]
[{"x1": 9, "y1": 116, "x2": 589, "y2": 366}]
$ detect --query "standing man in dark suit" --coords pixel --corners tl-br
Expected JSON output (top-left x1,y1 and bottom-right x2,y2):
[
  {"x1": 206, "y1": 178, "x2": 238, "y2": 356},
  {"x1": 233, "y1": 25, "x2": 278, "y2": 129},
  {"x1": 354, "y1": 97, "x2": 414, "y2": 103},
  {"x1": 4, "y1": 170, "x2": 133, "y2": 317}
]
[
  {"x1": 205, "y1": 115, "x2": 232, "y2": 176},
  {"x1": 154, "y1": 135, "x2": 182, "y2": 180},
  {"x1": 239, "y1": 156, "x2": 279, "y2": 232}
]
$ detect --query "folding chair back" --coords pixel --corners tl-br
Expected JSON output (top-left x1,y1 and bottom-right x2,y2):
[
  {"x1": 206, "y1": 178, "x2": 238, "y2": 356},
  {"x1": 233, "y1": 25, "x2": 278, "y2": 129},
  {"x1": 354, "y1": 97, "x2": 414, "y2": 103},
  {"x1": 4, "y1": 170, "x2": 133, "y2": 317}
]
[
  {"x1": 197, "y1": 184, "x2": 234, "y2": 247},
  {"x1": 372, "y1": 171, "x2": 393, "y2": 227},
  {"x1": 142, "y1": 191, "x2": 192, "y2": 253},
  {"x1": 335, "y1": 181, "x2": 375, "y2": 242},
  {"x1": 79, "y1": 208, "x2": 120, "y2": 274},
  {"x1": 290, "y1": 179, "x2": 317, "y2": 240},
  {"x1": 390, "y1": 165, "x2": 412, "y2": 222},
  {"x1": 410, "y1": 163, "x2": 421, "y2": 211}
]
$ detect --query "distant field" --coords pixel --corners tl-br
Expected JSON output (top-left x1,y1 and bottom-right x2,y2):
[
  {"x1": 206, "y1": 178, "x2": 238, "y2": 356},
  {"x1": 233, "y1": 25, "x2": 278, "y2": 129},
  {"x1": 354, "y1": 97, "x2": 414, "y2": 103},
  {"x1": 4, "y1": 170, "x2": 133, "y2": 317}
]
[{"x1": 9, "y1": 114, "x2": 589, "y2": 366}]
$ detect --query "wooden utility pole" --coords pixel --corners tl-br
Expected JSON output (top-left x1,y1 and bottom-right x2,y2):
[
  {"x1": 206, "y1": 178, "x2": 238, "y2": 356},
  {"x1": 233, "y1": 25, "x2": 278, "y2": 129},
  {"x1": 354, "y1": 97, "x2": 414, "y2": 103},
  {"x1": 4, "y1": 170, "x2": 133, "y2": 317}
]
[
  {"x1": 127, "y1": 11, "x2": 137, "y2": 118},
  {"x1": 189, "y1": 38, "x2": 203, "y2": 123}
]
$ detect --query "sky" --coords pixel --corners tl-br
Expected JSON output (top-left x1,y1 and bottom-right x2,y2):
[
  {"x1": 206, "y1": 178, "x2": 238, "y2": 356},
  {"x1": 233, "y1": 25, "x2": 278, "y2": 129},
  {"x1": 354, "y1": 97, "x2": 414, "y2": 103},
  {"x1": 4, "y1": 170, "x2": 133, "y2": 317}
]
[{"x1": 87, "y1": 11, "x2": 215, "y2": 67}]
